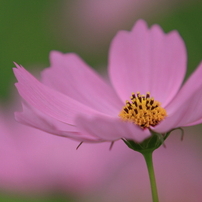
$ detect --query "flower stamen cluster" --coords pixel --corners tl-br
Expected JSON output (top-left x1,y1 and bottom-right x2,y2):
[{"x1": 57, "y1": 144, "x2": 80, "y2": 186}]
[{"x1": 119, "y1": 92, "x2": 167, "y2": 129}]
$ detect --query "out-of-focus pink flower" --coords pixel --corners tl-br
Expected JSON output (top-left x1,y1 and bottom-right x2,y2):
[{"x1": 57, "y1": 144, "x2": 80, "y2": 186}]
[
  {"x1": 52, "y1": 0, "x2": 183, "y2": 53},
  {"x1": 94, "y1": 126, "x2": 202, "y2": 202},
  {"x1": 0, "y1": 103, "x2": 135, "y2": 196},
  {"x1": 13, "y1": 20, "x2": 202, "y2": 143}
]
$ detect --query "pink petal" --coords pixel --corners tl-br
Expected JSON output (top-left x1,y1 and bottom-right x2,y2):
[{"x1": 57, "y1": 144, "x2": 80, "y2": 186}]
[
  {"x1": 41, "y1": 51, "x2": 123, "y2": 116},
  {"x1": 109, "y1": 19, "x2": 186, "y2": 107},
  {"x1": 154, "y1": 62, "x2": 202, "y2": 133},
  {"x1": 76, "y1": 113, "x2": 151, "y2": 143},
  {"x1": 15, "y1": 104, "x2": 102, "y2": 142},
  {"x1": 15, "y1": 102, "x2": 77, "y2": 133},
  {"x1": 13, "y1": 64, "x2": 100, "y2": 126},
  {"x1": 185, "y1": 118, "x2": 202, "y2": 127},
  {"x1": 14, "y1": 64, "x2": 117, "y2": 142}
]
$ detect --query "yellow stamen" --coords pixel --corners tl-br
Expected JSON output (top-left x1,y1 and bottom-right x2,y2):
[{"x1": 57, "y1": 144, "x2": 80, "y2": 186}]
[{"x1": 119, "y1": 92, "x2": 167, "y2": 129}]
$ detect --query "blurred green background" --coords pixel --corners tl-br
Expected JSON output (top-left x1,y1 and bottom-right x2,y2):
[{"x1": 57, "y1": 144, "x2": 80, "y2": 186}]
[
  {"x1": 0, "y1": 0, "x2": 202, "y2": 201},
  {"x1": 1, "y1": 0, "x2": 202, "y2": 102}
]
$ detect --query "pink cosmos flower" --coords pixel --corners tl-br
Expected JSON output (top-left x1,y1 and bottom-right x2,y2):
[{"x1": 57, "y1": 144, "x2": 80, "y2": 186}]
[
  {"x1": 0, "y1": 102, "x2": 135, "y2": 196},
  {"x1": 13, "y1": 19, "x2": 202, "y2": 143}
]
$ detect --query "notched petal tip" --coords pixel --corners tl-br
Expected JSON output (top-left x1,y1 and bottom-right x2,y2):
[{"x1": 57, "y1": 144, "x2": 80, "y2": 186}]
[
  {"x1": 49, "y1": 50, "x2": 63, "y2": 62},
  {"x1": 13, "y1": 61, "x2": 19, "y2": 67},
  {"x1": 49, "y1": 50, "x2": 62, "y2": 67},
  {"x1": 13, "y1": 62, "x2": 25, "y2": 68},
  {"x1": 132, "y1": 19, "x2": 148, "y2": 31},
  {"x1": 13, "y1": 62, "x2": 23, "y2": 73},
  {"x1": 13, "y1": 63, "x2": 27, "y2": 85},
  {"x1": 49, "y1": 49, "x2": 80, "y2": 67},
  {"x1": 113, "y1": 19, "x2": 148, "y2": 41}
]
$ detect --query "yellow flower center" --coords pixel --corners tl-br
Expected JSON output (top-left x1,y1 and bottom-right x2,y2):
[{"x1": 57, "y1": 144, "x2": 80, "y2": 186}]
[{"x1": 119, "y1": 92, "x2": 167, "y2": 129}]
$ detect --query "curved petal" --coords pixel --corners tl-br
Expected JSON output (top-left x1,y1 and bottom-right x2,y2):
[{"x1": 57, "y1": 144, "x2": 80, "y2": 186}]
[
  {"x1": 76, "y1": 114, "x2": 151, "y2": 143},
  {"x1": 109, "y1": 19, "x2": 186, "y2": 107},
  {"x1": 15, "y1": 104, "x2": 103, "y2": 142},
  {"x1": 41, "y1": 51, "x2": 123, "y2": 116},
  {"x1": 154, "y1": 62, "x2": 202, "y2": 133},
  {"x1": 13, "y1": 64, "x2": 100, "y2": 126},
  {"x1": 184, "y1": 118, "x2": 202, "y2": 127},
  {"x1": 15, "y1": 102, "x2": 77, "y2": 132}
]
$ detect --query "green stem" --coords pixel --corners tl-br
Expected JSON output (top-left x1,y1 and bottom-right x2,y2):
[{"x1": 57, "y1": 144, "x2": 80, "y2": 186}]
[{"x1": 142, "y1": 151, "x2": 159, "y2": 202}]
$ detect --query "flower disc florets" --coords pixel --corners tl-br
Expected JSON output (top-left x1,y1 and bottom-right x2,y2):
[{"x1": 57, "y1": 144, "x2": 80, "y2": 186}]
[{"x1": 119, "y1": 92, "x2": 167, "y2": 129}]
